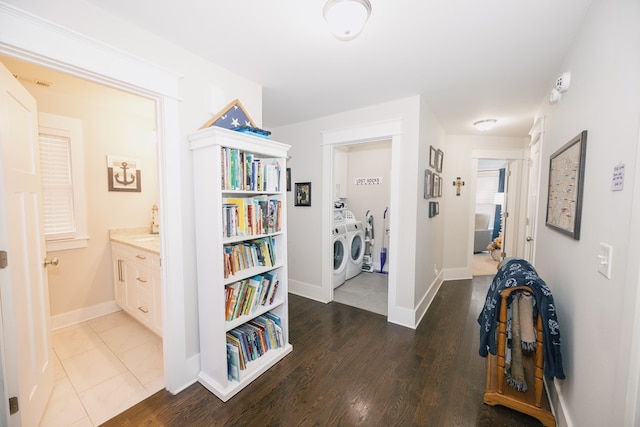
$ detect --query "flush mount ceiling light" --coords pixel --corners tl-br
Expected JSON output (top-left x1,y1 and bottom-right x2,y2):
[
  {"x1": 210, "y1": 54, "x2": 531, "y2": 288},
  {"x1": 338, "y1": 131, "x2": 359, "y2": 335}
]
[
  {"x1": 323, "y1": 0, "x2": 372, "y2": 41},
  {"x1": 473, "y1": 119, "x2": 497, "y2": 131}
]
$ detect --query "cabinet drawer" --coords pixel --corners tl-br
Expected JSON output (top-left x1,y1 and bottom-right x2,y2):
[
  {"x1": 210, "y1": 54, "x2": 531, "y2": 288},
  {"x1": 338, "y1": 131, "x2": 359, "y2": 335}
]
[
  {"x1": 111, "y1": 242, "x2": 160, "y2": 268},
  {"x1": 131, "y1": 291, "x2": 154, "y2": 328}
]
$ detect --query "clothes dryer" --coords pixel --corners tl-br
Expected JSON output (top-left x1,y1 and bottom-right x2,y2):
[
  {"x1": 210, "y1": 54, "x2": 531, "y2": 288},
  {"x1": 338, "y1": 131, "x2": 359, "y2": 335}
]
[
  {"x1": 332, "y1": 224, "x2": 348, "y2": 288},
  {"x1": 345, "y1": 221, "x2": 365, "y2": 280}
]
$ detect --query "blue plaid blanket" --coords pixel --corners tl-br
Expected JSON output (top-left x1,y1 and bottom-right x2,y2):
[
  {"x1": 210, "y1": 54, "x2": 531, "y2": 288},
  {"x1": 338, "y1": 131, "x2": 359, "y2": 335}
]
[{"x1": 478, "y1": 258, "x2": 565, "y2": 380}]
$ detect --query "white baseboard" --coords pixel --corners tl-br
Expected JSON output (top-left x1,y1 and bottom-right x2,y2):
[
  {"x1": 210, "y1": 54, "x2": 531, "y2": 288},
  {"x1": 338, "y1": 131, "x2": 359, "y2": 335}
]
[
  {"x1": 414, "y1": 271, "x2": 444, "y2": 327},
  {"x1": 546, "y1": 378, "x2": 573, "y2": 427},
  {"x1": 288, "y1": 279, "x2": 329, "y2": 303},
  {"x1": 50, "y1": 300, "x2": 121, "y2": 330},
  {"x1": 443, "y1": 267, "x2": 472, "y2": 281}
]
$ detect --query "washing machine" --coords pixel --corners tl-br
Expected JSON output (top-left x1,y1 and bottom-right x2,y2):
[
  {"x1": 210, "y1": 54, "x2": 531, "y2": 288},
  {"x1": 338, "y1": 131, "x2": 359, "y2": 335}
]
[
  {"x1": 332, "y1": 224, "x2": 348, "y2": 288},
  {"x1": 345, "y1": 221, "x2": 365, "y2": 280}
]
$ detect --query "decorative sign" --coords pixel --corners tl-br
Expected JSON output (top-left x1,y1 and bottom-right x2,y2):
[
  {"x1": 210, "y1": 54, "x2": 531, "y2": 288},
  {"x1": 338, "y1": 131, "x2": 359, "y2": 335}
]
[
  {"x1": 611, "y1": 163, "x2": 624, "y2": 191},
  {"x1": 354, "y1": 176, "x2": 383, "y2": 185},
  {"x1": 107, "y1": 155, "x2": 141, "y2": 192}
]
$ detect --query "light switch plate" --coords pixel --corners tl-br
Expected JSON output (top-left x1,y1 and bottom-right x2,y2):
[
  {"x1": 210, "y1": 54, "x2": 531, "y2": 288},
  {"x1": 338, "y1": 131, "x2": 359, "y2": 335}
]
[{"x1": 598, "y1": 242, "x2": 613, "y2": 279}]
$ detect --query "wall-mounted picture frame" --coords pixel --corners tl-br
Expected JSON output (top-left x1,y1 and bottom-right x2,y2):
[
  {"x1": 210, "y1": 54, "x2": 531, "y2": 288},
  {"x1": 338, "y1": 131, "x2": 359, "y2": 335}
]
[
  {"x1": 428, "y1": 201, "x2": 439, "y2": 218},
  {"x1": 286, "y1": 168, "x2": 291, "y2": 192},
  {"x1": 424, "y1": 169, "x2": 432, "y2": 199},
  {"x1": 107, "y1": 155, "x2": 141, "y2": 192},
  {"x1": 295, "y1": 182, "x2": 311, "y2": 206},
  {"x1": 545, "y1": 130, "x2": 588, "y2": 240},
  {"x1": 429, "y1": 146, "x2": 437, "y2": 168},
  {"x1": 432, "y1": 173, "x2": 441, "y2": 198},
  {"x1": 435, "y1": 149, "x2": 444, "y2": 173}
]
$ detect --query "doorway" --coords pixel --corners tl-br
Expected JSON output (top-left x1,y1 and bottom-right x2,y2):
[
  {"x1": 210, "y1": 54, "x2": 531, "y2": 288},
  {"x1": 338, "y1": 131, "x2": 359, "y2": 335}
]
[
  {"x1": 321, "y1": 119, "x2": 401, "y2": 324},
  {"x1": 332, "y1": 141, "x2": 391, "y2": 315},
  {"x1": 472, "y1": 160, "x2": 507, "y2": 276},
  {"x1": 1, "y1": 56, "x2": 164, "y2": 425},
  {"x1": 470, "y1": 148, "x2": 529, "y2": 272},
  {"x1": 0, "y1": 8, "x2": 189, "y2": 426}
]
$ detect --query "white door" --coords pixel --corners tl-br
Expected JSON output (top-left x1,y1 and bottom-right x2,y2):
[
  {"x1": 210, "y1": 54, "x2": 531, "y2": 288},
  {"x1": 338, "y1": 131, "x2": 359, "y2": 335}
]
[
  {"x1": 0, "y1": 61, "x2": 54, "y2": 426},
  {"x1": 524, "y1": 120, "x2": 544, "y2": 262}
]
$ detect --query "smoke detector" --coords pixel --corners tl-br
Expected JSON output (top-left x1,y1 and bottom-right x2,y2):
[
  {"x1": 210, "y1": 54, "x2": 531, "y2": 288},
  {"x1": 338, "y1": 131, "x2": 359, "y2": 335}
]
[{"x1": 555, "y1": 72, "x2": 571, "y2": 93}]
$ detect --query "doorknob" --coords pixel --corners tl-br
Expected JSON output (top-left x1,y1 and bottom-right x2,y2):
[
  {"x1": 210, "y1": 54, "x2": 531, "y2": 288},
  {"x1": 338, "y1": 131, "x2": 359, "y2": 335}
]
[
  {"x1": 43, "y1": 257, "x2": 59, "y2": 267},
  {"x1": 526, "y1": 236, "x2": 533, "y2": 242}
]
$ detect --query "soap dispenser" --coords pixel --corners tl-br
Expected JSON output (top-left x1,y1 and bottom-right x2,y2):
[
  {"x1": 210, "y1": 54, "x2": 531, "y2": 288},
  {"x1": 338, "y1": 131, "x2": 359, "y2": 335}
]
[{"x1": 151, "y1": 204, "x2": 160, "y2": 234}]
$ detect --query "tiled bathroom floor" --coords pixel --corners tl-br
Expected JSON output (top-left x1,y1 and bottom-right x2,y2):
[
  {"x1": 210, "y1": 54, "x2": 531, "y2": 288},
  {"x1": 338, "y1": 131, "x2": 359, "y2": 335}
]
[{"x1": 40, "y1": 311, "x2": 164, "y2": 426}]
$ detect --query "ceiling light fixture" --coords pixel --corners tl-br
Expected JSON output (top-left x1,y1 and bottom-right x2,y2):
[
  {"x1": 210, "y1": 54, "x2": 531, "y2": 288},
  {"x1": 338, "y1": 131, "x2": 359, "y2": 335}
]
[
  {"x1": 473, "y1": 119, "x2": 497, "y2": 131},
  {"x1": 323, "y1": 0, "x2": 372, "y2": 41}
]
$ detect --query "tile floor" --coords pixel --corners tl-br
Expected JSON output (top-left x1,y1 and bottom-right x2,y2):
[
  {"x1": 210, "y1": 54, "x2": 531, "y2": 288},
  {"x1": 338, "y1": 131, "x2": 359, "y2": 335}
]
[
  {"x1": 40, "y1": 311, "x2": 164, "y2": 427},
  {"x1": 333, "y1": 271, "x2": 388, "y2": 315}
]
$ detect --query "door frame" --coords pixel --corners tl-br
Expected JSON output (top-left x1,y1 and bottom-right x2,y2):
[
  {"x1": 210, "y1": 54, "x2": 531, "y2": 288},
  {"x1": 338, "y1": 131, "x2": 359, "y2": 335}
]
[
  {"x1": 0, "y1": 2, "x2": 193, "y2": 408},
  {"x1": 321, "y1": 119, "x2": 401, "y2": 322},
  {"x1": 470, "y1": 149, "x2": 528, "y2": 265}
]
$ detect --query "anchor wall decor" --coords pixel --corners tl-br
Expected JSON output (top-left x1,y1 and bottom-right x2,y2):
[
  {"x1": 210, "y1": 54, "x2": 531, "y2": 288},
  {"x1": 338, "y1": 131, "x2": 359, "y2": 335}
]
[{"x1": 107, "y1": 155, "x2": 141, "y2": 192}]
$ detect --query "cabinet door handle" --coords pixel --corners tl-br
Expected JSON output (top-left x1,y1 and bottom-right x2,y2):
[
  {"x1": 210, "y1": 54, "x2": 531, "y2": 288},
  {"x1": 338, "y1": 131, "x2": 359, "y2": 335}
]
[
  {"x1": 137, "y1": 306, "x2": 149, "y2": 314},
  {"x1": 136, "y1": 277, "x2": 147, "y2": 283},
  {"x1": 117, "y1": 260, "x2": 124, "y2": 282},
  {"x1": 136, "y1": 254, "x2": 147, "y2": 260}
]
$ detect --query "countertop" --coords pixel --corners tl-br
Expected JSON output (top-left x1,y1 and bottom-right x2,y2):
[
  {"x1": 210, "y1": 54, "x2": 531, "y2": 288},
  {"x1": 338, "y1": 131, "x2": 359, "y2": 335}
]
[{"x1": 109, "y1": 227, "x2": 160, "y2": 255}]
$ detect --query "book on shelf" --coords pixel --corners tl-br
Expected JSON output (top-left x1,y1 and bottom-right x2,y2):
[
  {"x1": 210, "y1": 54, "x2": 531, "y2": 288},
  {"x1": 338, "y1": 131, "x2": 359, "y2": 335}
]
[
  {"x1": 223, "y1": 237, "x2": 276, "y2": 278},
  {"x1": 224, "y1": 271, "x2": 281, "y2": 321},
  {"x1": 222, "y1": 195, "x2": 282, "y2": 239},
  {"x1": 227, "y1": 331, "x2": 247, "y2": 370},
  {"x1": 221, "y1": 147, "x2": 282, "y2": 193},
  {"x1": 226, "y1": 342, "x2": 240, "y2": 381}
]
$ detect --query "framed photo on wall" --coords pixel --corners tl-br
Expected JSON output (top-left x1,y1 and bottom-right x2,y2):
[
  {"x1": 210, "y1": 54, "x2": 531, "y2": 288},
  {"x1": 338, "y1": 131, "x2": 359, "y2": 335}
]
[
  {"x1": 424, "y1": 169, "x2": 432, "y2": 199},
  {"x1": 435, "y1": 149, "x2": 444, "y2": 173},
  {"x1": 295, "y1": 182, "x2": 311, "y2": 206},
  {"x1": 545, "y1": 130, "x2": 588, "y2": 240},
  {"x1": 429, "y1": 146, "x2": 437, "y2": 168},
  {"x1": 286, "y1": 168, "x2": 291, "y2": 191}
]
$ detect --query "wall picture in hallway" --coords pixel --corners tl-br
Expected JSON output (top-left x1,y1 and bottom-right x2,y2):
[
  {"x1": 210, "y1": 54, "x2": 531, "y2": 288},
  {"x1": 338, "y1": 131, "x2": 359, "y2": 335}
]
[
  {"x1": 295, "y1": 182, "x2": 311, "y2": 206},
  {"x1": 545, "y1": 130, "x2": 587, "y2": 240}
]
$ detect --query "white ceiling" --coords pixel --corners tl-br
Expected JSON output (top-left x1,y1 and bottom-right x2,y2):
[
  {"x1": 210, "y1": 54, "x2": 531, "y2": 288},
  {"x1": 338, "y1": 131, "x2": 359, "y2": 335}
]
[{"x1": 14, "y1": 0, "x2": 595, "y2": 137}]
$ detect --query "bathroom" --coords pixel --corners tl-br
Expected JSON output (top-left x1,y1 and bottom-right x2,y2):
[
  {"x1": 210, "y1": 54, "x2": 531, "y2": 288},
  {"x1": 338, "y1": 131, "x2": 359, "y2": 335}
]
[{"x1": 1, "y1": 55, "x2": 164, "y2": 424}]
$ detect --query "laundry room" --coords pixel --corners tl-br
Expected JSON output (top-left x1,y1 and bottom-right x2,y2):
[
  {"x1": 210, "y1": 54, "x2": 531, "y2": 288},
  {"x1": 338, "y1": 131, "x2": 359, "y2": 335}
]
[{"x1": 332, "y1": 139, "x2": 391, "y2": 315}]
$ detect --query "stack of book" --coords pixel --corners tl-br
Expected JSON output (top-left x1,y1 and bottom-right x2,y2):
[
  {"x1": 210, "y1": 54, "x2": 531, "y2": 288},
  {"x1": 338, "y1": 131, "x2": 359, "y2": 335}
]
[
  {"x1": 224, "y1": 271, "x2": 280, "y2": 321},
  {"x1": 222, "y1": 196, "x2": 282, "y2": 238},
  {"x1": 221, "y1": 147, "x2": 281, "y2": 192},
  {"x1": 226, "y1": 312, "x2": 284, "y2": 381},
  {"x1": 223, "y1": 237, "x2": 276, "y2": 278}
]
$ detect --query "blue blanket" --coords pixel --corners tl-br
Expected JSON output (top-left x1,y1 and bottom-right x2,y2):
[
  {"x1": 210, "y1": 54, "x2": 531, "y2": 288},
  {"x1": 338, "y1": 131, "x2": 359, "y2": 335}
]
[{"x1": 478, "y1": 258, "x2": 565, "y2": 380}]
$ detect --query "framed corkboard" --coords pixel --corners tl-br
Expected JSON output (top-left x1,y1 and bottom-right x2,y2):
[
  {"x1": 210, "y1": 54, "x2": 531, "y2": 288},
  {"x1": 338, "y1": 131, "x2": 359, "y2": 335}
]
[{"x1": 545, "y1": 130, "x2": 588, "y2": 239}]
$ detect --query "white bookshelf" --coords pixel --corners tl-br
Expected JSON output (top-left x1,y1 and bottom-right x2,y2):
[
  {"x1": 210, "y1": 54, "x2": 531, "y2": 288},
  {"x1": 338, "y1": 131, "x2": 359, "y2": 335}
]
[{"x1": 189, "y1": 126, "x2": 292, "y2": 402}]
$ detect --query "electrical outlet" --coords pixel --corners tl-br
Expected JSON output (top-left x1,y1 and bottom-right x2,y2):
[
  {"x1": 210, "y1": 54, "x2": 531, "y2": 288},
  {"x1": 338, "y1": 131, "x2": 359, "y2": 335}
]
[{"x1": 597, "y1": 242, "x2": 612, "y2": 279}]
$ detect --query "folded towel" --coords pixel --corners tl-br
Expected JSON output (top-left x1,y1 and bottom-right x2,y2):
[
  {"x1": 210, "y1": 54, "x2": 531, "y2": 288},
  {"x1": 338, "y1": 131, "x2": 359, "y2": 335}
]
[{"x1": 519, "y1": 291, "x2": 536, "y2": 352}]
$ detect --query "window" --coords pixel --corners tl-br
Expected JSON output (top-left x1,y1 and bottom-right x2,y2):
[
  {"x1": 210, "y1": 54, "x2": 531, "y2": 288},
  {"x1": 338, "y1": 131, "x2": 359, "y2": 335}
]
[
  {"x1": 476, "y1": 169, "x2": 500, "y2": 227},
  {"x1": 38, "y1": 113, "x2": 88, "y2": 251}
]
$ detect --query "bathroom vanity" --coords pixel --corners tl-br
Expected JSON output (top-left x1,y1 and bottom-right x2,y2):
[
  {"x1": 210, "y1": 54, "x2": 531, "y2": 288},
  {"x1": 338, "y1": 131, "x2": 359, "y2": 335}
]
[{"x1": 110, "y1": 228, "x2": 162, "y2": 336}]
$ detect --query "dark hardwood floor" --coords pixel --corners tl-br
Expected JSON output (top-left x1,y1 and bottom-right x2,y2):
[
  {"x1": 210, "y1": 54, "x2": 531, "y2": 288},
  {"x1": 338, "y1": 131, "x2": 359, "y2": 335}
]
[{"x1": 102, "y1": 276, "x2": 545, "y2": 426}]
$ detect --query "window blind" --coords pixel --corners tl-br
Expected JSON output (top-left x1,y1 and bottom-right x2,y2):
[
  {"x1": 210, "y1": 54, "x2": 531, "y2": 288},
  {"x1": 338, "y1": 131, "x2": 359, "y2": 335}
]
[
  {"x1": 476, "y1": 170, "x2": 499, "y2": 227},
  {"x1": 39, "y1": 133, "x2": 76, "y2": 239}
]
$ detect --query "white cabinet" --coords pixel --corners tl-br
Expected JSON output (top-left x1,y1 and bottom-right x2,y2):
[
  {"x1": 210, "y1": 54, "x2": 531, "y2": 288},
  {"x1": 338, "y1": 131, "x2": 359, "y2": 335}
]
[
  {"x1": 189, "y1": 126, "x2": 292, "y2": 402},
  {"x1": 111, "y1": 242, "x2": 162, "y2": 336},
  {"x1": 334, "y1": 147, "x2": 348, "y2": 199}
]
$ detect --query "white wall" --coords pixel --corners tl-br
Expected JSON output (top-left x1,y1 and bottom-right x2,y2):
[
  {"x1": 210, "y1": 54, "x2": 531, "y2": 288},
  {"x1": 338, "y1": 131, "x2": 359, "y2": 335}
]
[
  {"x1": 532, "y1": 0, "x2": 640, "y2": 425},
  {"x1": 273, "y1": 95, "x2": 446, "y2": 326}
]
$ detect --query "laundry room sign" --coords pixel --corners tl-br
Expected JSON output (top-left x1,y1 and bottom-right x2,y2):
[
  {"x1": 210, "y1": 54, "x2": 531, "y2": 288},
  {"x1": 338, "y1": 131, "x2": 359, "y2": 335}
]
[{"x1": 354, "y1": 176, "x2": 383, "y2": 185}]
